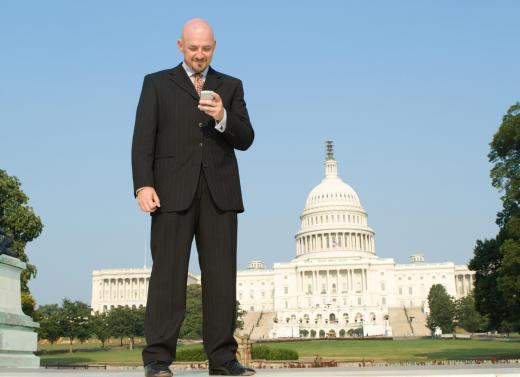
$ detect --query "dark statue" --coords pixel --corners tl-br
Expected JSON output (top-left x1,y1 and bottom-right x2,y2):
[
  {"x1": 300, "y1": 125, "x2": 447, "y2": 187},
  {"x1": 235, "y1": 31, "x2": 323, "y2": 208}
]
[{"x1": 0, "y1": 227, "x2": 18, "y2": 257}]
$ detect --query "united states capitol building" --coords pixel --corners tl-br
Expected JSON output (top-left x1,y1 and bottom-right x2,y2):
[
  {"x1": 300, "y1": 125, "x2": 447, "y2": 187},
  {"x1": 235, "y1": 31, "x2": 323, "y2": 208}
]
[{"x1": 92, "y1": 142, "x2": 474, "y2": 338}]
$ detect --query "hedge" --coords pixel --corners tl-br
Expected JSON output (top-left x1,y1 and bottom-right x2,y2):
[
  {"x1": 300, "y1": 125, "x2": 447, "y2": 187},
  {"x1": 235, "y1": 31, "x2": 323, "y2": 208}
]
[
  {"x1": 174, "y1": 344, "x2": 299, "y2": 361},
  {"x1": 175, "y1": 347, "x2": 207, "y2": 361},
  {"x1": 252, "y1": 345, "x2": 298, "y2": 360}
]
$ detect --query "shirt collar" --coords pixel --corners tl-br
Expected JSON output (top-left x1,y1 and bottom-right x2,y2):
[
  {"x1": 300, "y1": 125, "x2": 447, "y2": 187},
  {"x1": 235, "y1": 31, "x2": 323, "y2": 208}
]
[{"x1": 182, "y1": 61, "x2": 209, "y2": 79}]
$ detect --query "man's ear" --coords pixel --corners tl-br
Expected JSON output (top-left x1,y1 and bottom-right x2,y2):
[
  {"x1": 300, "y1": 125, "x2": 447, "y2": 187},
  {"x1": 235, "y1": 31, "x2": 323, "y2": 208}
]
[{"x1": 177, "y1": 39, "x2": 183, "y2": 53}]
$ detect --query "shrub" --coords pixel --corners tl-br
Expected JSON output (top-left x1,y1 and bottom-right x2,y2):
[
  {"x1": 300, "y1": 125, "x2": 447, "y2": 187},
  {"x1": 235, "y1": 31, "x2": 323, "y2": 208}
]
[
  {"x1": 175, "y1": 346, "x2": 207, "y2": 361},
  {"x1": 252, "y1": 345, "x2": 298, "y2": 360}
]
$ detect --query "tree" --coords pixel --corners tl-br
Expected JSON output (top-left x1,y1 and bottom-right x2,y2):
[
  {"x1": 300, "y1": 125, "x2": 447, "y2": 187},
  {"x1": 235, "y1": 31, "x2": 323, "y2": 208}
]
[
  {"x1": 339, "y1": 329, "x2": 346, "y2": 337},
  {"x1": 59, "y1": 299, "x2": 92, "y2": 352},
  {"x1": 300, "y1": 329, "x2": 309, "y2": 338},
  {"x1": 468, "y1": 238, "x2": 508, "y2": 330},
  {"x1": 180, "y1": 284, "x2": 203, "y2": 339},
  {"x1": 489, "y1": 103, "x2": 520, "y2": 228},
  {"x1": 455, "y1": 294, "x2": 489, "y2": 333},
  {"x1": 108, "y1": 306, "x2": 131, "y2": 346},
  {"x1": 426, "y1": 284, "x2": 455, "y2": 336},
  {"x1": 310, "y1": 329, "x2": 316, "y2": 338},
  {"x1": 319, "y1": 329, "x2": 325, "y2": 338},
  {"x1": 235, "y1": 300, "x2": 246, "y2": 331},
  {"x1": 34, "y1": 304, "x2": 62, "y2": 344},
  {"x1": 90, "y1": 311, "x2": 111, "y2": 348},
  {"x1": 128, "y1": 306, "x2": 145, "y2": 349},
  {"x1": 0, "y1": 170, "x2": 43, "y2": 315},
  {"x1": 471, "y1": 102, "x2": 520, "y2": 332}
]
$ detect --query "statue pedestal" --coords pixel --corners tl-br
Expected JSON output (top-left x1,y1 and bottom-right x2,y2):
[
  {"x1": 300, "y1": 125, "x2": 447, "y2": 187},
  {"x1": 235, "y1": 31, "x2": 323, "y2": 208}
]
[{"x1": 0, "y1": 255, "x2": 39, "y2": 368}]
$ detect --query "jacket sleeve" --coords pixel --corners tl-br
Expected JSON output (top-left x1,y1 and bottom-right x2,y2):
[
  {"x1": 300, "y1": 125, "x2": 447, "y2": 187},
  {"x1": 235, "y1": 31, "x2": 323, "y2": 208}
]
[
  {"x1": 221, "y1": 80, "x2": 254, "y2": 151},
  {"x1": 131, "y1": 75, "x2": 158, "y2": 196}
]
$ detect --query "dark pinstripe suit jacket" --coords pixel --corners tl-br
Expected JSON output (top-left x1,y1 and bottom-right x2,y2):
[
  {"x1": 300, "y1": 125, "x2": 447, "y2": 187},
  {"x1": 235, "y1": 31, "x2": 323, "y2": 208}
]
[{"x1": 131, "y1": 63, "x2": 254, "y2": 213}]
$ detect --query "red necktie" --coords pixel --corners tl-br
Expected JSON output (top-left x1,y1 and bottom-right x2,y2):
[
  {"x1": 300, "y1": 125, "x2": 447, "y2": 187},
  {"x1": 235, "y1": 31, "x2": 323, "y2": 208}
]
[{"x1": 194, "y1": 73, "x2": 203, "y2": 96}]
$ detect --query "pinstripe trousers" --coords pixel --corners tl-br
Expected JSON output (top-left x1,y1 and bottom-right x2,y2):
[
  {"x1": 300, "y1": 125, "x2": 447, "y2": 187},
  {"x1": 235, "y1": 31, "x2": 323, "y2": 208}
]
[{"x1": 142, "y1": 168, "x2": 238, "y2": 366}]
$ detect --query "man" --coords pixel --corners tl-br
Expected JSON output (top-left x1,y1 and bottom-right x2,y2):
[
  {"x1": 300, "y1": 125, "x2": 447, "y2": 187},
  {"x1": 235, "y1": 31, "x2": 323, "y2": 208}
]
[{"x1": 131, "y1": 19, "x2": 255, "y2": 377}]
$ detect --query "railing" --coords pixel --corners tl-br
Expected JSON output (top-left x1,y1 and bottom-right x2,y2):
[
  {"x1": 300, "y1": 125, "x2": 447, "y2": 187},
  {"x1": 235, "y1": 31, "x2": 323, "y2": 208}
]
[
  {"x1": 403, "y1": 305, "x2": 415, "y2": 336},
  {"x1": 248, "y1": 311, "x2": 264, "y2": 338}
]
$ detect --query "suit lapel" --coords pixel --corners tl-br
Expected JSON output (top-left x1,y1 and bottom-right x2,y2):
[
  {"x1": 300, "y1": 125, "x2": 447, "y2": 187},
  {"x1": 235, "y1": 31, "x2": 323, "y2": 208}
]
[
  {"x1": 169, "y1": 63, "x2": 199, "y2": 100},
  {"x1": 203, "y1": 67, "x2": 223, "y2": 92}
]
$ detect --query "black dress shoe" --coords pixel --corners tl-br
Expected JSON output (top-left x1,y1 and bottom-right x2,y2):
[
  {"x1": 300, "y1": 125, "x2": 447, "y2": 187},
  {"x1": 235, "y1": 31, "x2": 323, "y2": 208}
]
[
  {"x1": 144, "y1": 361, "x2": 173, "y2": 377},
  {"x1": 209, "y1": 359, "x2": 256, "y2": 376}
]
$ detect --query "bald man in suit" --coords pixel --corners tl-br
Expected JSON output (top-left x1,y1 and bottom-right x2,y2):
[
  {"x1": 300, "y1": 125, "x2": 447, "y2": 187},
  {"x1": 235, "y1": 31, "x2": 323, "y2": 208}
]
[{"x1": 132, "y1": 19, "x2": 255, "y2": 377}]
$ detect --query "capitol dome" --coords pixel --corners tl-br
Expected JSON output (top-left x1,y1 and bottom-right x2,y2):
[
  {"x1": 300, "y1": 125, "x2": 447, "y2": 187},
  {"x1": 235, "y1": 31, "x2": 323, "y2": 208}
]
[{"x1": 295, "y1": 141, "x2": 376, "y2": 259}]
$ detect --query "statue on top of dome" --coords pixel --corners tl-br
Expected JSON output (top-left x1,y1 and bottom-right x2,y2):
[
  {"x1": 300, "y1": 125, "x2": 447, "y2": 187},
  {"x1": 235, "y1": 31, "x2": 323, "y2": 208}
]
[{"x1": 325, "y1": 140, "x2": 334, "y2": 160}]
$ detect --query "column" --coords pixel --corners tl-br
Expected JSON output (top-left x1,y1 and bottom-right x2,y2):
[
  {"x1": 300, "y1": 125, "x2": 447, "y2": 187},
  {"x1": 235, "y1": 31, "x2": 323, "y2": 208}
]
[
  {"x1": 326, "y1": 270, "x2": 329, "y2": 294},
  {"x1": 336, "y1": 269, "x2": 339, "y2": 293}
]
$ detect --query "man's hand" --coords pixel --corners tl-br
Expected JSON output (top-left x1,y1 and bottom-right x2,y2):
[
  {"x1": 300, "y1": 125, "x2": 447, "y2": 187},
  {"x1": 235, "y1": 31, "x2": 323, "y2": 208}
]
[
  {"x1": 198, "y1": 92, "x2": 225, "y2": 121},
  {"x1": 136, "y1": 187, "x2": 161, "y2": 213}
]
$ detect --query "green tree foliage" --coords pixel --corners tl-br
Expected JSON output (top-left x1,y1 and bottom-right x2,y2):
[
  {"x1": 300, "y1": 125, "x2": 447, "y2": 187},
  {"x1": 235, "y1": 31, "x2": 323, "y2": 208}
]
[
  {"x1": 34, "y1": 304, "x2": 62, "y2": 344},
  {"x1": 128, "y1": 306, "x2": 145, "y2": 349},
  {"x1": 0, "y1": 170, "x2": 43, "y2": 315},
  {"x1": 489, "y1": 103, "x2": 520, "y2": 227},
  {"x1": 59, "y1": 299, "x2": 92, "y2": 352},
  {"x1": 455, "y1": 294, "x2": 489, "y2": 333},
  {"x1": 470, "y1": 102, "x2": 520, "y2": 332},
  {"x1": 180, "y1": 284, "x2": 203, "y2": 339},
  {"x1": 90, "y1": 311, "x2": 111, "y2": 348},
  {"x1": 468, "y1": 238, "x2": 508, "y2": 330},
  {"x1": 310, "y1": 329, "x2": 316, "y2": 338},
  {"x1": 107, "y1": 306, "x2": 144, "y2": 348},
  {"x1": 235, "y1": 300, "x2": 246, "y2": 331},
  {"x1": 426, "y1": 284, "x2": 455, "y2": 336}
]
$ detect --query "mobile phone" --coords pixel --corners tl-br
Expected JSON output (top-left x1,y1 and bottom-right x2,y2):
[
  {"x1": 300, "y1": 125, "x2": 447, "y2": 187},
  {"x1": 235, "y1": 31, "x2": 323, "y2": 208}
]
[{"x1": 200, "y1": 90, "x2": 215, "y2": 100}]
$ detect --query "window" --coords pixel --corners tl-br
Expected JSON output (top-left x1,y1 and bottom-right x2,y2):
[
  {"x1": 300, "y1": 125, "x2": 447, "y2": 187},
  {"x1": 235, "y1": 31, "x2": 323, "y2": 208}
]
[
  {"x1": 399, "y1": 287, "x2": 403, "y2": 295},
  {"x1": 409, "y1": 287, "x2": 413, "y2": 295},
  {"x1": 382, "y1": 297, "x2": 386, "y2": 305},
  {"x1": 284, "y1": 286, "x2": 288, "y2": 294}
]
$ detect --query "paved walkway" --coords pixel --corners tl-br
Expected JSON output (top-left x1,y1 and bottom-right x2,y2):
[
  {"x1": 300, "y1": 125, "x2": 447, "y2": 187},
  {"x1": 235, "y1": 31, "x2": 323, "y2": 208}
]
[{"x1": 1, "y1": 365, "x2": 520, "y2": 377}]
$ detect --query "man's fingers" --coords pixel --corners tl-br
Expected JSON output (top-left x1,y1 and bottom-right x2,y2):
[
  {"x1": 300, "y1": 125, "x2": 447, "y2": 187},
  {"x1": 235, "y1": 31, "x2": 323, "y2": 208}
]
[
  {"x1": 146, "y1": 197, "x2": 156, "y2": 211},
  {"x1": 211, "y1": 92, "x2": 222, "y2": 103},
  {"x1": 198, "y1": 99, "x2": 215, "y2": 106},
  {"x1": 153, "y1": 192, "x2": 161, "y2": 207}
]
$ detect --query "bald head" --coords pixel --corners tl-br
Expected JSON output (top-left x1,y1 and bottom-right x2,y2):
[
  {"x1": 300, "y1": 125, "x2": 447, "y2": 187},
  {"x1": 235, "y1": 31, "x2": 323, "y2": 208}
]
[
  {"x1": 181, "y1": 18, "x2": 214, "y2": 42},
  {"x1": 178, "y1": 18, "x2": 216, "y2": 73}
]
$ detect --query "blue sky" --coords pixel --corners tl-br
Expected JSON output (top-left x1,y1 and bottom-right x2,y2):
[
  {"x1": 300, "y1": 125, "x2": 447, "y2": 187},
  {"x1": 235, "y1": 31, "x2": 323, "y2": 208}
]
[{"x1": 1, "y1": 1, "x2": 518, "y2": 306}]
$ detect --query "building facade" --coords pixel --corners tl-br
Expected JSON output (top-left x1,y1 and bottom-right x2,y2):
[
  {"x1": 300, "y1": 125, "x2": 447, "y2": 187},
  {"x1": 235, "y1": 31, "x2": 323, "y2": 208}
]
[{"x1": 91, "y1": 141, "x2": 474, "y2": 337}]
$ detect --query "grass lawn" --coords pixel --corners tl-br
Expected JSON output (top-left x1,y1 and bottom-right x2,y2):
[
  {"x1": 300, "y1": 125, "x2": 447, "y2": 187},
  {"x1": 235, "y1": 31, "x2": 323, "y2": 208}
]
[
  {"x1": 258, "y1": 339, "x2": 520, "y2": 362},
  {"x1": 39, "y1": 339, "x2": 520, "y2": 365}
]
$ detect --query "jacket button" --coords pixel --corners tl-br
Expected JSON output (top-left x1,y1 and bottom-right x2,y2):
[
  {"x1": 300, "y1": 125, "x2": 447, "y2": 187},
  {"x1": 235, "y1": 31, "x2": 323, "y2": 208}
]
[
  {"x1": 198, "y1": 122, "x2": 203, "y2": 128},
  {"x1": 199, "y1": 142, "x2": 203, "y2": 147}
]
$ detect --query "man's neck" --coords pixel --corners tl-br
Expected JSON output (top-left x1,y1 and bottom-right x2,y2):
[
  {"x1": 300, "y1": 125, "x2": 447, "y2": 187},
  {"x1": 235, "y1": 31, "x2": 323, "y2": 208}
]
[{"x1": 182, "y1": 61, "x2": 209, "y2": 77}]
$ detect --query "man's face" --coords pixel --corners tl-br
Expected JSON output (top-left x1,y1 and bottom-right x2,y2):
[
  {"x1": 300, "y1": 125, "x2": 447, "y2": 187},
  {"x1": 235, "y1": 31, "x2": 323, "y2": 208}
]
[{"x1": 177, "y1": 27, "x2": 216, "y2": 73}]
